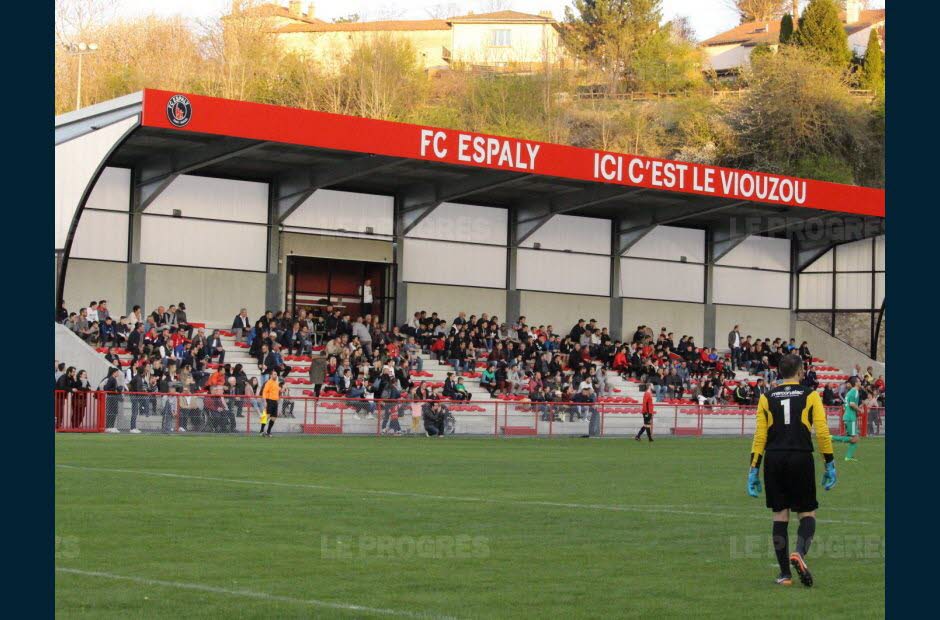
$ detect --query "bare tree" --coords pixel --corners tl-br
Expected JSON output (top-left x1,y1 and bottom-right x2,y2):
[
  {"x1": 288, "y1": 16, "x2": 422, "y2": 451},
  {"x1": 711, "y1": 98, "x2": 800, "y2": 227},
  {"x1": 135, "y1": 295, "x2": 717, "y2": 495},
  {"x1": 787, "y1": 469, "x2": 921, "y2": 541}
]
[
  {"x1": 201, "y1": 0, "x2": 283, "y2": 102},
  {"x1": 476, "y1": 0, "x2": 511, "y2": 14},
  {"x1": 55, "y1": 0, "x2": 115, "y2": 44},
  {"x1": 670, "y1": 15, "x2": 697, "y2": 43},
  {"x1": 724, "y1": 0, "x2": 789, "y2": 23},
  {"x1": 424, "y1": 3, "x2": 462, "y2": 19}
]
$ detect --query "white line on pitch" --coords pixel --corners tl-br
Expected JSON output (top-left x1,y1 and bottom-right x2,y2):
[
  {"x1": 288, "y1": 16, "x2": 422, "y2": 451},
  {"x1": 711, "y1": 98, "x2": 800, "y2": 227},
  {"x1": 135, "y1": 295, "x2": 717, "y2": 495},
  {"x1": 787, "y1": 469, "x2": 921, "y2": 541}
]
[
  {"x1": 55, "y1": 567, "x2": 455, "y2": 619},
  {"x1": 55, "y1": 464, "x2": 874, "y2": 525}
]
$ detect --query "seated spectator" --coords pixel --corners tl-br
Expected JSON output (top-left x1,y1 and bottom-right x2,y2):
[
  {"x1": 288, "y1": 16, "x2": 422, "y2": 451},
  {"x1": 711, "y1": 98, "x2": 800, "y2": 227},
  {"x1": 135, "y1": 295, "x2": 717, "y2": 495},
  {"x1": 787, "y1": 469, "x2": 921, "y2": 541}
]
[
  {"x1": 453, "y1": 377, "x2": 472, "y2": 401},
  {"x1": 802, "y1": 364, "x2": 819, "y2": 390},
  {"x1": 822, "y1": 383, "x2": 842, "y2": 406},
  {"x1": 697, "y1": 379, "x2": 718, "y2": 406},
  {"x1": 71, "y1": 308, "x2": 94, "y2": 342},
  {"x1": 262, "y1": 342, "x2": 292, "y2": 380},
  {"x1": 99, "y1": 316, "x2": 117, "y2": 346},
  {"x1": 423, "y1": 400, "x2": 447, "y2": 437},
  {"x1": 206, "y1": 329, "x2": 226, "y2": 363},
  {"x1": 232, "y1": 308, "x2": 251, "y2": 342},
  {"x1": 480, "y1": 362, "x2": 499, "y2": 396}
]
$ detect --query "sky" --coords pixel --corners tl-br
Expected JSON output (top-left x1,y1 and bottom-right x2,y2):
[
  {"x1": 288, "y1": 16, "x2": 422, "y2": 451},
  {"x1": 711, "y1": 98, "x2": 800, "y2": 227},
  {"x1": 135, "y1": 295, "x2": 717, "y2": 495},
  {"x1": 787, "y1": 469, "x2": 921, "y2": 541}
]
[{"x1": 110, "y1": 0, "x2": 885, "y2": 41}]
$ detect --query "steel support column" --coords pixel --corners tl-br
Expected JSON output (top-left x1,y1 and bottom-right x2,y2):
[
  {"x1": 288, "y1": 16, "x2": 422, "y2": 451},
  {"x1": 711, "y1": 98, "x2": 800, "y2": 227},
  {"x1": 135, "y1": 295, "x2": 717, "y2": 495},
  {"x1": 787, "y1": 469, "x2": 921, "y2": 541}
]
[{"x1": 265, "y1": 181, "x2": 282, "y2": 312}]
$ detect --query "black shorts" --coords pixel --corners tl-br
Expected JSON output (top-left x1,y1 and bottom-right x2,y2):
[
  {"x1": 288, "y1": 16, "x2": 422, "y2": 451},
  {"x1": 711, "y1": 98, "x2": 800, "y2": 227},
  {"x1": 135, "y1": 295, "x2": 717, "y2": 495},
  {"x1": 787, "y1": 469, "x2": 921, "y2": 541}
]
[
  {"x1": 266, "y1": 399, "x2": 279, "y2": 417},
  {"x1": 764, "y1": 451, "x2": 818, "y2": 513},
  {"x1": 642, "y1": 414, "x2": 653, "y2": 425}
]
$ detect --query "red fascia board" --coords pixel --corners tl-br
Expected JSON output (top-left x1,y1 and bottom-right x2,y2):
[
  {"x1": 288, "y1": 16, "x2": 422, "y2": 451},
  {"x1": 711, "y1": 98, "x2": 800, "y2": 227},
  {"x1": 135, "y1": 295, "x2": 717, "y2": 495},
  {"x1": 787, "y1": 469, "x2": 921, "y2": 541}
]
[{"x1": 142, "y1": 89, "x2": 885, "y2": 218}]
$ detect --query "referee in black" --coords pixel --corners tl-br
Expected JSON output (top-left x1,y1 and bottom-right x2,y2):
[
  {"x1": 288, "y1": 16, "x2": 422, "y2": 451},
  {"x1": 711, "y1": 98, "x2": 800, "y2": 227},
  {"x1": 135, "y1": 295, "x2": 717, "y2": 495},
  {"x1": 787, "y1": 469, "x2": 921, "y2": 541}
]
[{"x1": 747, "y1": 353, "x2": 837, "y2": 587}]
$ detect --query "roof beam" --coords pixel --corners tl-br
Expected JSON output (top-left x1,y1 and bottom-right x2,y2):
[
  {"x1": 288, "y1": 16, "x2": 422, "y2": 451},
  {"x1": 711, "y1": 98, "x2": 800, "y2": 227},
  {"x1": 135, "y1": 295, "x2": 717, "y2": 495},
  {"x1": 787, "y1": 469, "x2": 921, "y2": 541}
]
[
  {"x1": 136, "y1": 139, "x2": 270, "y2": 211},
  {"x1": 275, "y1": 155, "x2": 405, "y2": 223},
  {"x1": 615, "y1": 199, "x2": 751, "y2": 256},
  {"x1": 615, "y1": 219, "x2": 658, "y2": 256},
  {"x1": 714, "y1": 212, "x2": 883, "y2": 264},
  {"x1": 513, "y1": 186, "x2": 648, "y2": 246},
  {"x1": 400, "y1": 171, "x2": 529, "y2": 235}
]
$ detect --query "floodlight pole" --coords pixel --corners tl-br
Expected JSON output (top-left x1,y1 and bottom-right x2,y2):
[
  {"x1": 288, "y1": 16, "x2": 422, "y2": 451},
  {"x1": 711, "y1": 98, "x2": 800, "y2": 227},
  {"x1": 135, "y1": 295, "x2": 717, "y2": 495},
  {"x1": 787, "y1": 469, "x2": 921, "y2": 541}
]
[
  {"x1": 65, "y1": 42, "x2": 99, "y2": 111},
  {"x1": 76, "y1": 52, "x2": 83, "y2": 111}
]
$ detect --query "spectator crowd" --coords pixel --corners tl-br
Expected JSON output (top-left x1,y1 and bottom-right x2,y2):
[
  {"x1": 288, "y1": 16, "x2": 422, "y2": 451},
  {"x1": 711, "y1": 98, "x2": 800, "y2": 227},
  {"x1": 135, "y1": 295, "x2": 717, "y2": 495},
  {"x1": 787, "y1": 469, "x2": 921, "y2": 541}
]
[{"x1": 56, "y1": 298, "x2": 885, "y2": 435}]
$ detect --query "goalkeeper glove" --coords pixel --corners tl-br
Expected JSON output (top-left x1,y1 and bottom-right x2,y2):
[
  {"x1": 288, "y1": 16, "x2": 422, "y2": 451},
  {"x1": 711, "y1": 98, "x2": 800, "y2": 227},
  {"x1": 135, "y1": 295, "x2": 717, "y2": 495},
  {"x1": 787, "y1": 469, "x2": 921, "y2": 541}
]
[
  {"x1": 746, "y1": 467, "x2": 762, "y2": 497},
  {"x1": 822, "y1": 461, "x2": 837, "y2": 491}
]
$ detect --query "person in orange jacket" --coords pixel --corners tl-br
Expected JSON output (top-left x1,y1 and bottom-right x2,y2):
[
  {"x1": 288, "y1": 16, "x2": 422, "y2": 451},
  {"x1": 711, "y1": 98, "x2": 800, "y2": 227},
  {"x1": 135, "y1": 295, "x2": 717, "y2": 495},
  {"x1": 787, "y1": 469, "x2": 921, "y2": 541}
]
[
  {"x1": 206, "y1": 367, "x2": 226, "y2": 389},
  {"x1": 635, "y1": 383, "x2": 654, "y2": 442},
  {"x1": 260, "y1": 375, "x2": 281, "y2": 437}
]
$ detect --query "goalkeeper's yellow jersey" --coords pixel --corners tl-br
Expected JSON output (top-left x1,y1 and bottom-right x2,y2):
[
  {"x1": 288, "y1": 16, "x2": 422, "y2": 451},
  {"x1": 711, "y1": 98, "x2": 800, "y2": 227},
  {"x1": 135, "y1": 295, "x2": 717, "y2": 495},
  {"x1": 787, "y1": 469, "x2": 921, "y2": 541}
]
[{"x1": 750, "y1": 381, "x2": 834, "y2": 467}]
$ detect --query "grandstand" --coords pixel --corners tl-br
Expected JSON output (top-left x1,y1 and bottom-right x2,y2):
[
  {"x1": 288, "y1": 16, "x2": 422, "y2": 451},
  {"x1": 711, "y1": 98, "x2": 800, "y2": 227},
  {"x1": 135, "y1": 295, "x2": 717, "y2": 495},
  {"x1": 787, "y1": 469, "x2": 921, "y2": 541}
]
[{"x1": 54, "y1": 90, "x2": 885, "y2": 437}]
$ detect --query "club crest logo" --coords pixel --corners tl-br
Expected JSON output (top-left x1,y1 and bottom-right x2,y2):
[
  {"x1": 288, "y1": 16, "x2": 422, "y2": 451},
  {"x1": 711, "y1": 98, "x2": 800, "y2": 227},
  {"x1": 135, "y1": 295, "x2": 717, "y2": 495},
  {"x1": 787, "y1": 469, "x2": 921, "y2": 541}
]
[{"x1": 166, "y1": 94, "x2": 192, "y2": 127}]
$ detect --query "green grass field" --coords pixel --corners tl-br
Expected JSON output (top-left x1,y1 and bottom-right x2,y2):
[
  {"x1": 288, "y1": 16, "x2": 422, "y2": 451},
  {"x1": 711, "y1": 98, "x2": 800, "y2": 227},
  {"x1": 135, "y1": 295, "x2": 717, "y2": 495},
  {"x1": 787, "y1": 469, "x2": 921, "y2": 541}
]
[{"x1": 55, "y1": 435, "x2": 884, "y2": 618}]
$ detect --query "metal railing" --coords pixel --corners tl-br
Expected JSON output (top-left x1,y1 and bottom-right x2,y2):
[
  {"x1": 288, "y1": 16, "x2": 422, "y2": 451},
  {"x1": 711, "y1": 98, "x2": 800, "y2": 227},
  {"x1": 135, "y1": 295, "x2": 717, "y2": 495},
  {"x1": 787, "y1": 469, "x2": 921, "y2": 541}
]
[{"x1": 54, "y1": 391, "x2": 885, "y2": 438}]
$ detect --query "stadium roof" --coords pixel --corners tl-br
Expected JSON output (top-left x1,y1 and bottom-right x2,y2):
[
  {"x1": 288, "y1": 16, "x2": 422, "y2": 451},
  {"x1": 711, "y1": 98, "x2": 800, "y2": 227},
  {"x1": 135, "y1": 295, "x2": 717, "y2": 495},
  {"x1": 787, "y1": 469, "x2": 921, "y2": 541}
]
[{"x1": 55, "y1": 89, "x2": 884, "y2": 268}]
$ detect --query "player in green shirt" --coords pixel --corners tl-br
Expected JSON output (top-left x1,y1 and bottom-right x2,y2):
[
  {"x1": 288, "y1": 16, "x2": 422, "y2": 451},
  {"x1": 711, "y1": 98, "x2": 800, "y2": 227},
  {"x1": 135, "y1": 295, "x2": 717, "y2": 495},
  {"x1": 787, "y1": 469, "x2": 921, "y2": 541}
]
[{"x1": 832, "y1": 377, "x2": 861, "y2": 462}]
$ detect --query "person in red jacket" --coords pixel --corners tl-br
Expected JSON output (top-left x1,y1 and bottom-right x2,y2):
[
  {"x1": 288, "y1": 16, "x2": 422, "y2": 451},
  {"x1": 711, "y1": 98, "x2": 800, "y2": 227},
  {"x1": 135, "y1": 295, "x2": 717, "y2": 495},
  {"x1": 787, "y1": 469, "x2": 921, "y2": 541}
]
[
  {"x1": 635, "y1": 383, "x2": 655, "y2": 442},
  {"x1": 612, "y1": 347, "x2": 628, "y2": 372}
]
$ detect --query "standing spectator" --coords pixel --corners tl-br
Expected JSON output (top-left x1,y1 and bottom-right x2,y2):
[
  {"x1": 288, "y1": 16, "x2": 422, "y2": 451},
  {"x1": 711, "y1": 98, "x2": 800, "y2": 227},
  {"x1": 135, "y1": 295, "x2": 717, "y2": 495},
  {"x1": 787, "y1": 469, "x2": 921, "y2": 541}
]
[
  {"x1": 359, "y1": 279, "x2": 374, "y2": 316},
  {"x1": 573, "y1": 386, "x2": 599, "y2": 436},
  {"x1": 351, "y1": 317, "x2": 372, "y2": 360},
  {"x1": 728, "y1": 324, "x2": 742, "y2": 370},
  {"x1": 101, "y1": 368, "x2": 125, "y2": 433},
  {"x1": 175, "y1": 302, "x2": 192, "y2": 339},
  {"x1": 308, "y1": 351, "x2": 328, "y2": 397},
  {"x1": 55, "y1": 367, "x2": 78, "y2": 429}
]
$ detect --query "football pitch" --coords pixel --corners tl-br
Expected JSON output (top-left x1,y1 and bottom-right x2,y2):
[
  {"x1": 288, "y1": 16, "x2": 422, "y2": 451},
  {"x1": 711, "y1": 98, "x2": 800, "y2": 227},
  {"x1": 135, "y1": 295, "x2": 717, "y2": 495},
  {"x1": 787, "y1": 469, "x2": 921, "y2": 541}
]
[{"x1": 55, "y1": 435, "x2": 885, "y2": 618}]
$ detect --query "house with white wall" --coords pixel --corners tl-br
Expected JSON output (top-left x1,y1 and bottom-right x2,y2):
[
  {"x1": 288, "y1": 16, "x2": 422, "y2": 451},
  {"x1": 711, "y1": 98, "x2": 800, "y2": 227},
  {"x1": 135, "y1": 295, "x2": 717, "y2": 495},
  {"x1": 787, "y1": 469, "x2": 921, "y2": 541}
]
[
  {"x1": 244, "y1": 3, "x2": 563, "y2": 72},
  {"x1": 701, "y1": 0, "x2": 884, "y2": 74}
]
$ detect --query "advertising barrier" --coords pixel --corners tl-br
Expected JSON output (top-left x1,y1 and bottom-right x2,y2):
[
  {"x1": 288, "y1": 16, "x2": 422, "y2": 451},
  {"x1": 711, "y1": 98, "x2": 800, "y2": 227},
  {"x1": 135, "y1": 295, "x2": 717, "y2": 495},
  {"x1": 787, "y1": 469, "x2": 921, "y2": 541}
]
[{"x1": 54, "y1": 392, "x2": 886, "y2": 438}]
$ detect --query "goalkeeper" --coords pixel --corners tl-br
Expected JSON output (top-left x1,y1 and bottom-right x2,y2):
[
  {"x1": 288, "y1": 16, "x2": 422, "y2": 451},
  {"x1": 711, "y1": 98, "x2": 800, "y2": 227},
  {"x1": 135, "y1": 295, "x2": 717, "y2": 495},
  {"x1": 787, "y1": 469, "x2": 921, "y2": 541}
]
[
  {"x1": 746, "y1": 354, "x2": 836, "y2": 588},
  {"x1": 832, "y1": 377, "x2": 861, "y2": 461}
]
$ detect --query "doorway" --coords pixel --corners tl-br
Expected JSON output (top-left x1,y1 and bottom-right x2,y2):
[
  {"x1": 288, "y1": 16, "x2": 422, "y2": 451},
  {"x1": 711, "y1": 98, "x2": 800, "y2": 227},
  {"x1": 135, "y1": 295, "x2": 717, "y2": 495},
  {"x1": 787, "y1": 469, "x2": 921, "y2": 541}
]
[{"x1": 285, "y1": 256, "x2": 395, "y2": 326}]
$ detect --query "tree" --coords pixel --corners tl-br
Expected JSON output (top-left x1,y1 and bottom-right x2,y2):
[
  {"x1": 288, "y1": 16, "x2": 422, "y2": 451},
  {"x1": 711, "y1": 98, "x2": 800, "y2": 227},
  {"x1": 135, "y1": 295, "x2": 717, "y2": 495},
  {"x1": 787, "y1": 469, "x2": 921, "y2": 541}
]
[
  {"x1": 202, "y1": 1, "x2": 286, "y2": 103},
  {"x1": 725, "y1": 0, "x2": 788, "y2": 23},
  {"x1": 342, "y1": 35, "x2": 427, "y2": 121},
  {"x1": 779, "y1": 13, "x2": 794, "y2": 44},
  {"x1": 860, "y1": 28, "x2": 884, "y2": 93},
  {"x1": 794, "y1": 0, "x2": 851, "y2": 68},
  {"x1": 729, "y1": 46, "x2": 876, "y2": 183},
  {"x1": 562, "y1": 0, "x2": 664, "y2": 93},
  {"x1": 750, "y1": 43, "x2": 774, "y2": 61},
  {"x1": 332, "y1": 14, "x2": 360, "y2": 23}
]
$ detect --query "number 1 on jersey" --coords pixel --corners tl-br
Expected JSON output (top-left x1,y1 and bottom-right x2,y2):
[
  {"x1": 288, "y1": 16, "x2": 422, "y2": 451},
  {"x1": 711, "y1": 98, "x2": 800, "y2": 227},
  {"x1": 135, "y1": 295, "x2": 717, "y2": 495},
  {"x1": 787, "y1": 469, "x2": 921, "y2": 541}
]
[{"x1": 781, "y1": 398, "x2": 791, "y2": 424}]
